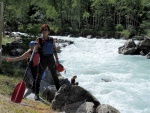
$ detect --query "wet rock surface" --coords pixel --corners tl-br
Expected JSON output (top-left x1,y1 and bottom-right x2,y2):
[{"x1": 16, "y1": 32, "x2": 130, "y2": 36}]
[{"x1": 118, "y1": 38, "x2": 150, "y2": 59}]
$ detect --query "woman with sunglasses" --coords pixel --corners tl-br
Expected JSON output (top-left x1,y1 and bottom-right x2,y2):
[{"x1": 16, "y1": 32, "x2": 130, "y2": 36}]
[{"x1": 35, "y1": 24, "x2": 60, "y2": 100}]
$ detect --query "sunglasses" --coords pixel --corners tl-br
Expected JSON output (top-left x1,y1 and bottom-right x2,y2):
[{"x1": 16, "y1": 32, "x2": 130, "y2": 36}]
[{"x1": 42, "y1": 29, "x2": 48, "y2": 31}]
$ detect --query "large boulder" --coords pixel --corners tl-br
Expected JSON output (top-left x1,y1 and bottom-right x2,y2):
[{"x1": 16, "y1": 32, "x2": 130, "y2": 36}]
[
  {"x1": 138, "y1": 38, "x2": 150, "y2": 47},
  {"x1": 138, "y1": 38, "x2": 150, "y2": 55},
  {"x1": 118, "y1": 38, "x2": 150, "y2": 56},
  {"x1": 51, "y1": 84, "x2": 100, "y2": 110},
  {"x1": 118, "y1": 39, "x2": 139, "y2": 55}
]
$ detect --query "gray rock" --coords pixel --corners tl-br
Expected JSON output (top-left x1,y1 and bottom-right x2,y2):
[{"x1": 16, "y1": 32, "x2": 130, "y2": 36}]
[
  {"x1": 146, "y1": 52, "x2": 150, "y2": 59},
  {"x1": 118, "y1": 39, "x2": 139, "y2": 55},
  {"x1": 124, "y1": 39, "x2": 136, "y2": 48},
  {"x1": 96, "y1": 104, "x2": 120, "y2": 113},
  {"x1": 139, "y1": 38, "x2": 150, "y2": 47},
  {"x1": 42, "y1": 68, "x2": 55, "y2": 85},
  {"x1": 42, "y1": 85, "x2": 57, "y2": 102},
  {"x1": 62, "y1": 101, "x2": 94, "y2": 113},
  {"x1": 76, "y1": 102, "x2": 94, "y2": 113},
  {"x1": 51, "y1": 84, "x2": 100, "y2": 110},
  {"x1": 59, "y1": 76, "x2": 71, "y2": 86}
]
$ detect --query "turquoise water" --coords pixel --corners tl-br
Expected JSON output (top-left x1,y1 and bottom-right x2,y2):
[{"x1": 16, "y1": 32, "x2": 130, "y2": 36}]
[{"x1": 54, "y1": 36, "x2": 150, "y2": 113}]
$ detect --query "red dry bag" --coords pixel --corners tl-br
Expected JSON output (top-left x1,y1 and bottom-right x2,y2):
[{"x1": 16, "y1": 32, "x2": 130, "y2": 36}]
[{"x1": 56, "y1": 63, "x2": 65, "y2": 72}]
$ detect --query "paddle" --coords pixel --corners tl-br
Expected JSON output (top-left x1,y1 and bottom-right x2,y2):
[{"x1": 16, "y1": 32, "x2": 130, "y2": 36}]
[{"x1": 11, "y1": 46, "x2": 36, "y2": 103}]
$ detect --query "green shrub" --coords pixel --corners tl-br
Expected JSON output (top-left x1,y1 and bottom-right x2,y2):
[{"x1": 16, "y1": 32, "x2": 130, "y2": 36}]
[
  {"x1": 115, "y1": 24, "x2": 124, "y2": 31},
  {"x1": 120, "y1": 25, "x2": 137, "y2": 38},
  {"x1": 27, "y1": 24, "x2": 41, "y2": 36},
  {"x1": 18, "y1": 24, "x2": 41, "y2": 36},
  {"x1": 1, "y1": 61, "x2": 25, "y2": 77},
  {"x1": 121, "y1": 30, "x2": 130, "y2": 38},
  {"x1": 143, "y1": 29, "x2": 150, "y2": 37},
  {"x1": 127, "y1": 25, "x2": 136, "y2": 37},
  {"x1": 147, "y1": 29, "x2": 150, "y2": 37}
]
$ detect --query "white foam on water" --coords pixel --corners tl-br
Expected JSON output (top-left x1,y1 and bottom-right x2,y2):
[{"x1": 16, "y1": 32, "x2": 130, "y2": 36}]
[{"x1": 54, "y1": 36, "x2": 150, "y2": 113}]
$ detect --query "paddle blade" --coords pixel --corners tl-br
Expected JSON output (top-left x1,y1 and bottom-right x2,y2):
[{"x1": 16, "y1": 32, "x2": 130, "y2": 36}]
[{"x1": 11, "y1": 80, "x2": 26, "y2": 103}]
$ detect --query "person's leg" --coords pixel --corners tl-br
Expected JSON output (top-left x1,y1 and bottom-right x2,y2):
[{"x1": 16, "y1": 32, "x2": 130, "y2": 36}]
[
  {"x1": 34, "y1": 64, "x2": 44, "y2": 100},
  {"x1": 31, "y1": 66, "x2": 38, "y2": 93},
  {"x1": 36, "y1": 56, "x2": 49, "y2": 93},
  {"x1": 34, "y1": 57, "x2": 47, "y2": 100},
  {"x1": 35, "y1": 64, "x2": 45, "y2": 94},
  {"x1": 48, "y1": 56, "x2": 60, "y2": 90},
  {"x1": 50, "y1": 67, "x2": 60, "y2": 90}
]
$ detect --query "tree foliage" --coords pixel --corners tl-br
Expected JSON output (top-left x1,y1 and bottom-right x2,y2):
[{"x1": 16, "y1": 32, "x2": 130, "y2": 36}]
[{"x1": 1, "y1": 0, "x2": 150, "y2": 38}]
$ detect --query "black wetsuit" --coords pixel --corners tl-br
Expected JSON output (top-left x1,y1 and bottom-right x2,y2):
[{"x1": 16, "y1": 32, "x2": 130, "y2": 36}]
[{"x1": 35, "y1": 37, "x2": 60, "y2": 94}]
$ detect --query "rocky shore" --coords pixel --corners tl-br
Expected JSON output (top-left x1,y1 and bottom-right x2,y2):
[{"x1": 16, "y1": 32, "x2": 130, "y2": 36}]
[{"x1": 24, "y1": 69, "x2": 120, "y2": 113}]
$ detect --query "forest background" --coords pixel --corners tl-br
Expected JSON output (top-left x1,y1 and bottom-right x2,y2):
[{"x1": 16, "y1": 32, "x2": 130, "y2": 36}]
[{"x1": 1, "y1": 0, "x2": 150, "y2": 38}]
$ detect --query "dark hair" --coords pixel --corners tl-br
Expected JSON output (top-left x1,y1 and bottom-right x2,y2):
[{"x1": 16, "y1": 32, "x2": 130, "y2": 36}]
[
  {"x1": 73, "y1": 75, "x2": 77, "y2": 78},
  {"x1": 40, "y1": 24, "x2": 50, "y2": 33}
]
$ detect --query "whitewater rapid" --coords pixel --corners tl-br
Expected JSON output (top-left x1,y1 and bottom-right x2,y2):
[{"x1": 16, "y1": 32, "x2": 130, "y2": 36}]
[{"x1": 54, "y1": 36, "x2": 150, "y2": 113}]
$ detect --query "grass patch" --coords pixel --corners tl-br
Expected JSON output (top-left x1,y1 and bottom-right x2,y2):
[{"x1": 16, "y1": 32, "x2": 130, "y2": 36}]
[
  {"x1": 2, "y1": 36, "x2": 15, "y2": 45},
  {"x1": 0, "y1": 74, "x2": 55, "y2": 113},
  {"x1": 0, "y1": 94, "x2": 53, "y2": 113},
  {"x1": 0, "y1": 74, "x2": 22, "y2": 95}
]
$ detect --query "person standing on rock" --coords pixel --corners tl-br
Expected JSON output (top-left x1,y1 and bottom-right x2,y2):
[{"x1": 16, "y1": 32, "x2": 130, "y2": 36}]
[
  {"x1": 35, "y1": 24, "x2": 60, "y2": 100},
  {"x1": 6, "y1": 41, "x2": 40, "y2": 96}
]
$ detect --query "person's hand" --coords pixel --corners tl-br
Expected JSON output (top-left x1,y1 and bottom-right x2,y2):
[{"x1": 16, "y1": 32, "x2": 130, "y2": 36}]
[{"x1": 6, "y1": 57, "x2": 11, "y2": 62}]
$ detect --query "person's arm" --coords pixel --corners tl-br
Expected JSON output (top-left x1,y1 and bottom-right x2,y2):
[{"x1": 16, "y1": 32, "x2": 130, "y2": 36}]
[
  {"x1": 6, "y1": 50, "x2": 30, "y2": 62},
  {"x1": 53, "y1": 38, "x2": 59, "y2": 62}
]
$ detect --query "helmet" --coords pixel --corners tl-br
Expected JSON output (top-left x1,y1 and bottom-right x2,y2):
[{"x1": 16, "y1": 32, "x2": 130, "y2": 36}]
[
  {"x1": 56, "y1": 63, "x2": 65, "y2": 72},
  {"x1": 29, "y1": 41, "x2": 36, "y2": 46}
]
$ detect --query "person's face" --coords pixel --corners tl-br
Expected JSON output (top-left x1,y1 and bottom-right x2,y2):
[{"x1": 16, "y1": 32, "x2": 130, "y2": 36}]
[
  {"x1": 42, "y1": 27, "x2": 49, "y2": 35},
  {"x1": 30, "y1": 46, "x2": 34, "y2": 50}
]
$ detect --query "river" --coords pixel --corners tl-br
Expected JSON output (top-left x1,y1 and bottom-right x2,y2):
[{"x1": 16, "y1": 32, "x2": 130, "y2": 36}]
[{"x1": 54, "y1": 36, "x2": 150, "y2": 113}]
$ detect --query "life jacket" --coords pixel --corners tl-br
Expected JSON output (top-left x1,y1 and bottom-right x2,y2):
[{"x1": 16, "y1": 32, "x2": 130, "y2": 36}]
[
  {"x1": 28, "y1": 51, "x2": 40, "y2": 67},
  {"x1": 33, "y1": 53, "x2": 40, "y2": 66},
  {"x1": 38, "y1": 37, "x2": 54, "y2": 55}
]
